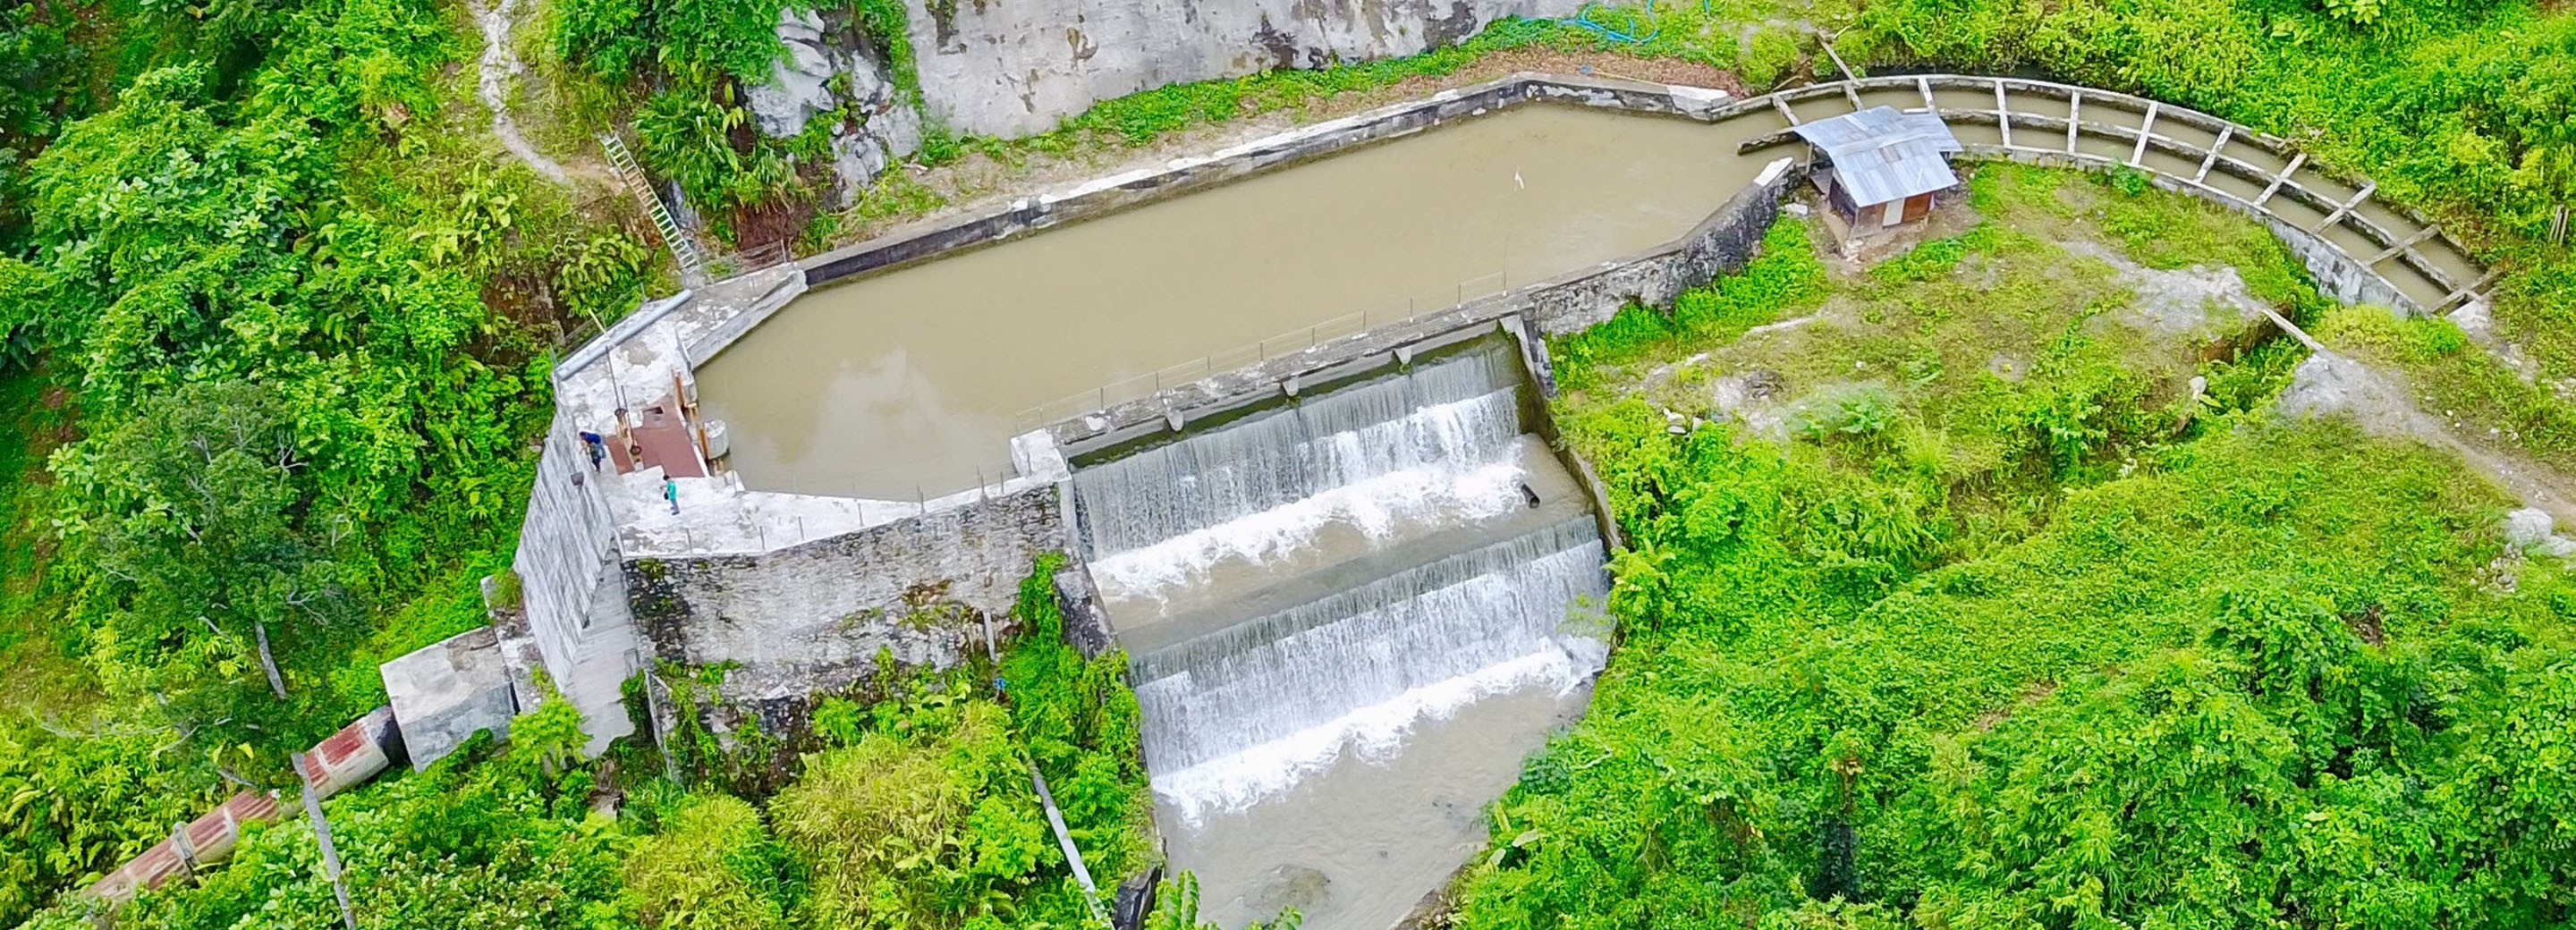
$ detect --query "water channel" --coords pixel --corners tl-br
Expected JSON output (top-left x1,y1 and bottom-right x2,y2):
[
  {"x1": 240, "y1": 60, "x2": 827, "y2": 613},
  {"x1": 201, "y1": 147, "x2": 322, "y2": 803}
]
[{"x1": 1074, "y1": 339, "x2": 1609, "y2": 930}]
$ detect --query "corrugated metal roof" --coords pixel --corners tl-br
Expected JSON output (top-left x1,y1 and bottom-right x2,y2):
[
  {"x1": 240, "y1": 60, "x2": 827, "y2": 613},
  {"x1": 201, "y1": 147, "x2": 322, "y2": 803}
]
[{"x1": 1792, "y1": 106, "x2": 1962, "y2": 207}]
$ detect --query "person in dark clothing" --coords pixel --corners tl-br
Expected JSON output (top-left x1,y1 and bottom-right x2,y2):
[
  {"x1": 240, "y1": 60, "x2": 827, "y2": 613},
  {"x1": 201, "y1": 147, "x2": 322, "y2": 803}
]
[{"x1": 580, "y1": 430, "x2": 607, "y2": 471}]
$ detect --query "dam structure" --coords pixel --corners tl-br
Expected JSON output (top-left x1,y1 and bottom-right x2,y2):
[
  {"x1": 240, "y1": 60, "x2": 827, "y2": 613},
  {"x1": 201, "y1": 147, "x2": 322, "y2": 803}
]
[
  {"x1": 1072, "y1": 334, "x2": 1614, "y2": 929},
  {"x1": 486, "y1": 67, "x2": 2493, "y2": 929}
]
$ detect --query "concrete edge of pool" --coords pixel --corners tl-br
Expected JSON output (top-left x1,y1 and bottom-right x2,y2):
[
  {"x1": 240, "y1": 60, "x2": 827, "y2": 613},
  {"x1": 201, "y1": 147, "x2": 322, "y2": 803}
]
[{"x1": 497, "y1": 68, "x2": 2499, "y2": 760}]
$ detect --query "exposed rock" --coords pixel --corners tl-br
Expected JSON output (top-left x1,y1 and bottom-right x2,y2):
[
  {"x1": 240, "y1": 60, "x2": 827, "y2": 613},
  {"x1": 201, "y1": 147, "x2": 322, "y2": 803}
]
[
  {"x1": 2504, "y1": 507, "x2": 2576, "y2": 559},
  {"x1": 2276, "y1": 351, "x2": 2416, "y2": 437},
  {"x1": 903, "y1": 0, "x2": 1588, "y2": 138},
  {"x1": 2060, "y1": 240, "x2": 2264, "y2": 340},
  {"x1": 1244, "y1": 864, "x2": 1333, "y2": 918},
  {"x1": 745, "y1": 6, "x2": 928, "y2": 206},
  {"x1": 747, "y1": 9, "x2": 843, "y2": 138}
]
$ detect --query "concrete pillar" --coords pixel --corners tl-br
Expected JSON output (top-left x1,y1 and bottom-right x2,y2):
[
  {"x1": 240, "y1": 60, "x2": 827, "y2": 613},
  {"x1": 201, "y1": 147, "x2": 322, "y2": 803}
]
[
  {"x1": 2194, "y1": 126, "x2": 2231, "y2": 184},
  {"x1": 1995, "y1": 79, "x2": 2012, "y2": 148}
]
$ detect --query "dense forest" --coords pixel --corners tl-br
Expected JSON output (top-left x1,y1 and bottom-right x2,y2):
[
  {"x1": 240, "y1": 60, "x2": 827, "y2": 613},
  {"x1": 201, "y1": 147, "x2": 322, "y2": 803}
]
[{"x1": 0, "y1": 0, "x2": 2572, "y2": 926}]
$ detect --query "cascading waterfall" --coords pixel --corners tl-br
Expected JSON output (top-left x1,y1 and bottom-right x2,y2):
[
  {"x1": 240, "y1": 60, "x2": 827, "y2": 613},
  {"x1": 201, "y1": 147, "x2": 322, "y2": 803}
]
[
  {"x1": 1131, "y1": 517, "x2": 1607, "y2": 823},
  {"x1": 1072, "y1": 339, "x2": 1612, "y2": 827},
  {"x1": 1077, "y1": 348, "x2": 1530, "y2": 596}
]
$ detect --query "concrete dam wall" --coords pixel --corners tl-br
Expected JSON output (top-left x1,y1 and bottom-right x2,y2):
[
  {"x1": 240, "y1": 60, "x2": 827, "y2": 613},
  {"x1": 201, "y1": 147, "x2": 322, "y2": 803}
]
[{"x1": 496, "y1": 70, "x2": 2490, "y2": 783}]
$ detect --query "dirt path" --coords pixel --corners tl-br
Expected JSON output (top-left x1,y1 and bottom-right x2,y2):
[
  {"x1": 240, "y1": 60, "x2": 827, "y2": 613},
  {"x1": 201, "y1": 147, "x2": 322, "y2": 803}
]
[
  {"x1": 470, "y1": 0, "x2": 574, "y2": 187},
  {"x1": 2280, "y1": 349, "x2": 2576, "y2": 530}
]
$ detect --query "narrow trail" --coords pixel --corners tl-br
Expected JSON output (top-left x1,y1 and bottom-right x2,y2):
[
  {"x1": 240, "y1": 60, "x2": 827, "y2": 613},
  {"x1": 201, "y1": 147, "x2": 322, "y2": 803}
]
[
  {"x1": 470, "y1": 0, "x2": 575, "y2": 188},
  {"x1": 2281, "y1": 349, "x2": 2576, "y2": 531}
]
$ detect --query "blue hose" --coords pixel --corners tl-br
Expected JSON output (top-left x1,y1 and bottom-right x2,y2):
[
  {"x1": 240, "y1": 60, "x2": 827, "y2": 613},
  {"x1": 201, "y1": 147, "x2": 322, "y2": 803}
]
[{"x1": 1560, "y1": 0, "x2": 1660, "y2": 45}]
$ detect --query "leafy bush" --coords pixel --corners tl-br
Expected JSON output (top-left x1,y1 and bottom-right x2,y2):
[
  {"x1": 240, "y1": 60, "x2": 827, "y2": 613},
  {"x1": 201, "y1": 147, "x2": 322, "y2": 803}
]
[
  {"x1": 0, "y1": 719, "x2": 223, "y2": 926},
  {"x1": 768, "y1": 700, "x2": 1055, "y2": 929},
  {"x1": 623, "y1": 793, "x2": 796, "y2": 930},
  {"x1": 1790, "y1": 383, "x2": 1899, "y2": 442}
]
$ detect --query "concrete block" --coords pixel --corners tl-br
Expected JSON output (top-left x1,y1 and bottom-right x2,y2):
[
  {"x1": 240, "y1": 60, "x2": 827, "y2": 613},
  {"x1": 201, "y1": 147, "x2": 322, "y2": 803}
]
[
  {"x1": 382, "y1": 627, "x2": 521, "y2": 771},
  {"x1": 1012, "y1": 429, "x2": 1072, "y2": 483}
]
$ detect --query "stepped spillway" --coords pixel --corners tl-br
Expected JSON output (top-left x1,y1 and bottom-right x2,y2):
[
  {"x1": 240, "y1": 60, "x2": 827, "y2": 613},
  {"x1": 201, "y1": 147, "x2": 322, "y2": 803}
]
[{"x1": 1071, "y1": 338, "x2": 1608, "y2": 930}]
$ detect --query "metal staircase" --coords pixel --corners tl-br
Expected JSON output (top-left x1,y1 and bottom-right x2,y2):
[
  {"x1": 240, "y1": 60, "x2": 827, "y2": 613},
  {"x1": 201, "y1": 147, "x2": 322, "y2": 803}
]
[{"x1": 599, "y1": 132, "x2": 708, "y2": 285}]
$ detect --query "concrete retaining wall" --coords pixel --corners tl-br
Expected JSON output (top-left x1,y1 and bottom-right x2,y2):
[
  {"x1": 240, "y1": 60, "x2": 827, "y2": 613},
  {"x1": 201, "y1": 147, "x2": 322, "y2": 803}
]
[
  {"x1": 511, "y1": 406, "x2": 641, "y2": 748},
  {"x1": 623, "y1": 484, "x2": 1066, "y2": 706}
]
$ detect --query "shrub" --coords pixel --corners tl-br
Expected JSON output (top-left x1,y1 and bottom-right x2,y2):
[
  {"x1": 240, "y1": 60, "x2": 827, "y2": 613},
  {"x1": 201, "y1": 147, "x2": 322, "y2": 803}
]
[{"x1": 622, "y1": 793, "x2": 795, "y2": 930}]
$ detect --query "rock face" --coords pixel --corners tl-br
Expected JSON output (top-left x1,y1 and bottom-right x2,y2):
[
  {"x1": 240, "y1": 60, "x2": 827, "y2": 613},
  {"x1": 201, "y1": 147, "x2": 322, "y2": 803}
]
[
  {"x1": 744, "y1": 6, "x2": 926, "y2": 206},
  {"x1": 2505, "y1": 507, "x2": 2576, "y2": 559},
  {"x1": 903, "y1": 0, "x2": 1585, "y2": 137}
]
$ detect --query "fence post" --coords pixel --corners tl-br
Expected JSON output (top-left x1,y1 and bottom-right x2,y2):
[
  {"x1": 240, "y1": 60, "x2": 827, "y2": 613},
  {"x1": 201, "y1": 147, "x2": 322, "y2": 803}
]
[{"x1": 168, "y1": 823, "x2": 199, "y2": 884}]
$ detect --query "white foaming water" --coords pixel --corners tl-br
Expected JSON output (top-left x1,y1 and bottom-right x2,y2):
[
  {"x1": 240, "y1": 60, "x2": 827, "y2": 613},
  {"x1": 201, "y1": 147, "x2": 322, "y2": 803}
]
[
  {"x1": 1130, "y1": 520, "x2": 1609, "y2": 821},
  {"x1": 1089, "y1": 456, "x2": 1530, "y2": 601},
  {"x1": 1074, "y1": 351, "x2": 1521, "y2": 560},
  {"x1": 1148, "y1": 647, "x2": 1595, "y2": 825}
]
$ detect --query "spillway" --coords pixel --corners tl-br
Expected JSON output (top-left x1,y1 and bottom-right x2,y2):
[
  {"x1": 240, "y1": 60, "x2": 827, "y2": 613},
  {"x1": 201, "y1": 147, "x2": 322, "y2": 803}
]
[{"x1": 1072, "y1": 339, "x2": 1608, "y2": 930}]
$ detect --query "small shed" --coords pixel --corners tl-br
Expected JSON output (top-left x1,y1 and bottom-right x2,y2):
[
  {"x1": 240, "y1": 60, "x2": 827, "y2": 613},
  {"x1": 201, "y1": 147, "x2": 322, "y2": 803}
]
[{"x1": 1792, "y1": 106, "x2": 1965, "y2": 234}]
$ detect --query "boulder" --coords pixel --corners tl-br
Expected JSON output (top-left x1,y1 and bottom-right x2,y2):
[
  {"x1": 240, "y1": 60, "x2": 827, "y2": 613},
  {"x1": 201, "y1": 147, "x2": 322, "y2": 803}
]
[{"x1": 743, "y1": 6, "x2": 927, "y2": 202}]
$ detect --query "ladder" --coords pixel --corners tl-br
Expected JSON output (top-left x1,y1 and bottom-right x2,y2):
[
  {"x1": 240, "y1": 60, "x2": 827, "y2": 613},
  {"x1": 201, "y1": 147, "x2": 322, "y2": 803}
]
[{"x1": 599, "y1": 132, "x2": 708, "y2": 285}]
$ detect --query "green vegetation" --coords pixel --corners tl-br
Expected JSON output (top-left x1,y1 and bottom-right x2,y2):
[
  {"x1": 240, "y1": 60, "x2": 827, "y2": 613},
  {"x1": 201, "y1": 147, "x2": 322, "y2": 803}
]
[
  {"x1": 0, "y1": 0, "x2": 650, "y2": 917},
  {"x1": 5, "y1": 0, "x2": 2576, "y2": 924},
  {"x1": 9, "y1": 561, "x2": 1170, "y2": 930},
  {"x1": 1445, "y1": 167, "x2": 2576, "y2": 926}
]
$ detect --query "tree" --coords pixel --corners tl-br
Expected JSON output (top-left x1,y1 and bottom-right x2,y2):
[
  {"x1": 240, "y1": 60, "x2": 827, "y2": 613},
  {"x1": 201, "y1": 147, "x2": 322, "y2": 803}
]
[{"x1": 52, "y1": 379, "x2": 340, "y2": 715}]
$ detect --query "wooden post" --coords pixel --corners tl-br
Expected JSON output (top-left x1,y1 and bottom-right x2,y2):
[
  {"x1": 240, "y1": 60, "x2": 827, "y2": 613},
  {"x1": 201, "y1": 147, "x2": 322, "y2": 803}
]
[
  {"x1": 168, "y1": 823, "x2": 199, "y2": 883},
  {"x1": 2318, "y1": 181, "x2": 2376, "y2": 229},
  {"x1": 294, "y1": 754, "x2": 360, "y2": 930},
  {"x1": 2065, "y1": 90, "x2": 2081, "y2": 155},
  {"x1": 2130, "y1": 101, "x2": 2158, "y2": 166},
  {"x1": 2367, "y1": 226, "x2": 2442, "y2": 266},
  {"x1": 2255, "y1": 152, "x2": 2307, "y2": 207}
]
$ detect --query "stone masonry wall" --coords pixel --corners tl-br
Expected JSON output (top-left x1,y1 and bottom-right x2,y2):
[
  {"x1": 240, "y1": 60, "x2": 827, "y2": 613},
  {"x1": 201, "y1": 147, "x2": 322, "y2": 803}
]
[
  {"x1": 623, "y1": 485, "x2": 1066, "y2": 705},
  {"x1": 903, "y1": 0, "x2": 1584, "y2": 138}
]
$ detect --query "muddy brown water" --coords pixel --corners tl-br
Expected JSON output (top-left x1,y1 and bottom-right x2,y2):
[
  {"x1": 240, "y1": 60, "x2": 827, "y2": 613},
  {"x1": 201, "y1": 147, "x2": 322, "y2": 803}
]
[{"x1": 696, "y1": 105, "x2": 1772, "y2": 498}]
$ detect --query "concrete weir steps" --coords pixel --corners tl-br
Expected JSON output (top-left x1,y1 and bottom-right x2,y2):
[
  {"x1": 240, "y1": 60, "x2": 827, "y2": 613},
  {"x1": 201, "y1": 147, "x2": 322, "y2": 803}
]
[{"x1": 599, "y1": 132, "x2": 708, "y2": 285}]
